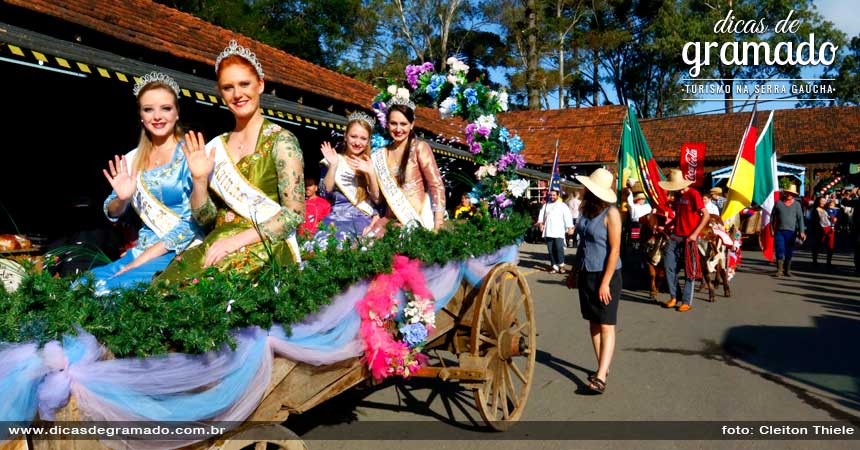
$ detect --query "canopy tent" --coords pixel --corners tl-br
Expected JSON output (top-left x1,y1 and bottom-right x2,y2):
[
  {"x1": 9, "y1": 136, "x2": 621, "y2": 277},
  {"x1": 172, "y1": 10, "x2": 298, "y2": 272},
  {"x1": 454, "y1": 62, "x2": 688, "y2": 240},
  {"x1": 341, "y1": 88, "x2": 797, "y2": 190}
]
[{"x1": 711, "y1": 162, "x2": 806, "y2": 196}]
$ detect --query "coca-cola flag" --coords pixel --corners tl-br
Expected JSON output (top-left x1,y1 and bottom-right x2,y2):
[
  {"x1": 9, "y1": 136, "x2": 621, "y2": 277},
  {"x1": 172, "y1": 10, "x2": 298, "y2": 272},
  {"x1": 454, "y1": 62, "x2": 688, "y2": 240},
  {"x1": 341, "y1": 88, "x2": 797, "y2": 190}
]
[{"x1": 680, "y1": 142, "x2": 706, "y2": 187}]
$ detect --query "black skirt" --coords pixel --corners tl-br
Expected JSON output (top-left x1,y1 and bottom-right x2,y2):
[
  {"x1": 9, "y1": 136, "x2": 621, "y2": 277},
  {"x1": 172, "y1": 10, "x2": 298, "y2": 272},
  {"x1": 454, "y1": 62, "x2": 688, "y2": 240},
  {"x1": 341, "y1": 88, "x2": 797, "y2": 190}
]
[{"x1": 578, "y1": 269, "x2": 622, "y2": 325}]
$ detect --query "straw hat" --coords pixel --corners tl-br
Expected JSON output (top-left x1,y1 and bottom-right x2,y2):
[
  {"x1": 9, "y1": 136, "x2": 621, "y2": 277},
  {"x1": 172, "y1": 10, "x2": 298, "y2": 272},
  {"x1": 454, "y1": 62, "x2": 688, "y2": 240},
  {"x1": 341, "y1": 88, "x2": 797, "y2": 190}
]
[
  {"x1": 576, "y1": 168, "x2": 617, "y2": 203},
  {"x1": 782, "y1": 184, "x2": 800, "y2": 197},
  {"x1": 709, "y1": 187, "x2": 723, "y2": 195},
  {"x1": 658, "y1": 169, "x2": 694, "y2": 191}
]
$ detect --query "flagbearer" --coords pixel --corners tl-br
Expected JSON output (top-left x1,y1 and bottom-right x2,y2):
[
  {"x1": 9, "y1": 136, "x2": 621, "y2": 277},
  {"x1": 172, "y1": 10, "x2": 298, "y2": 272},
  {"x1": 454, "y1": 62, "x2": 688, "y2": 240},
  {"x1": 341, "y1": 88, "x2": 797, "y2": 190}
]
[
  {"x1": 771, "y1": 184, "x2": 805, "y2": 277},
  {"x1": 659, "y1": 169, "x2": 710, "y2": 312}
]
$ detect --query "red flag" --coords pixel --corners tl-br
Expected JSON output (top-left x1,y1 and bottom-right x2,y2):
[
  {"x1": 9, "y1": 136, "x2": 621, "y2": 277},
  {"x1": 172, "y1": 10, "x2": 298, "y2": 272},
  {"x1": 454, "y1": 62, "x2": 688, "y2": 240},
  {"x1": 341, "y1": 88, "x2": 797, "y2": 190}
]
[{"x1": 680, "y1": 142, "x2": 706, "y2": 187}]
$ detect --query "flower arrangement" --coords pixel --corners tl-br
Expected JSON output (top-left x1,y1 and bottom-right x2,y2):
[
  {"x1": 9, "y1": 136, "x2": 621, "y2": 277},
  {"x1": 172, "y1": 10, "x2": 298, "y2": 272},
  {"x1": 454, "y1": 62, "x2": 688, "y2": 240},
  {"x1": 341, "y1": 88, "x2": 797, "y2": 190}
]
[
  {"x1": 356, "y1": 255, "x2": 435, "y2": 379},
  {"x1": 372, "y1": 57, "x2": 528, "y2": 219}
]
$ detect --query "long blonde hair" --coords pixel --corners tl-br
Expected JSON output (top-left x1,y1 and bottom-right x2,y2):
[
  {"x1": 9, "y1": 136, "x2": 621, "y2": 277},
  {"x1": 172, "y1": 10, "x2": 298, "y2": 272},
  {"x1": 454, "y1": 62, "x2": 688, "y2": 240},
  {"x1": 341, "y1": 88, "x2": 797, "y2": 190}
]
[
  {"x1": 342, "y1": 119, "x2": 372, "y2": 204},
  {"x1": 133, "y1": 83, "x2": 182, "y2": 172}
]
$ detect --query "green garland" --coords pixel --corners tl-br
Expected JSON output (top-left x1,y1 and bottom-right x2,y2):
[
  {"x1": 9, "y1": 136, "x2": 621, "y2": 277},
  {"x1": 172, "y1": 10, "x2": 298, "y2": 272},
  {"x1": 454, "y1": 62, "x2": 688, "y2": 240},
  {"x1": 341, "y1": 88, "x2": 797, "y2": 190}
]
[{"x1": 0, "y1": 213, "x2": 530, "y2": 357}]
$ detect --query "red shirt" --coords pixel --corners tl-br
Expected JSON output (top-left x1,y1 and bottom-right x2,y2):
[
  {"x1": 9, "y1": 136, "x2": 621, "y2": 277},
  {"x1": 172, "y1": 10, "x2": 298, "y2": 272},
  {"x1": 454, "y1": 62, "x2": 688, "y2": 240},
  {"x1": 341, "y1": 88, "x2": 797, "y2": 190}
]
[
  {"x1": 300, "y1": 195, "x2": 331, "y2": 235},
  {"x1": 674, "y1": 189, "x2": 705, "y2": 237}
]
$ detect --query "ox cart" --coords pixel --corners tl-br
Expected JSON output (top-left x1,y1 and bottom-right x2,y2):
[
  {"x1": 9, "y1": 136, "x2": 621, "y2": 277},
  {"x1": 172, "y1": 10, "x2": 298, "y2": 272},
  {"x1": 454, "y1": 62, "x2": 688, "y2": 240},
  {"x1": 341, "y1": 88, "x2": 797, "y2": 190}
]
[{"x1": 4, "y1": 256, "x2": 536, "y2": 450}]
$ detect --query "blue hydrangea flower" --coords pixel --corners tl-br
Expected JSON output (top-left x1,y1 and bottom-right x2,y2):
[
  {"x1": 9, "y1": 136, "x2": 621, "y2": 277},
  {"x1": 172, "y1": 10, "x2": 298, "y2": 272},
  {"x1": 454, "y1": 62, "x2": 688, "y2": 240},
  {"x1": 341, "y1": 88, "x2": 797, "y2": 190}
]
[
  {"x1": 507, "y1": 135, "x2": 524, "y2": 153},
  {"x1": 499, "y1": 127, "x2": 510, "y2": 143},
  {"x1": 399, "y1": 323, "x2": 429, "y2": 348},
  {"x1": 426, "y1": 74, "x2": 447, "y2": 100},
  {"x1": 371, "y1": 134, "x2": 389, "y2": 150},
  {"x1": 464, "y1": 88, "x2": 478, "y2": 107}
]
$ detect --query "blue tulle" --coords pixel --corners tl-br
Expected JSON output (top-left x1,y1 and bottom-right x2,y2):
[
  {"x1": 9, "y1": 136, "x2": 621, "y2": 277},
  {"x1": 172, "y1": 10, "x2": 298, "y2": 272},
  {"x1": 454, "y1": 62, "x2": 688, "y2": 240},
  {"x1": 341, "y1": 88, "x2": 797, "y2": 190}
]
[{"x1": 0, "y1": 245, "x2": 519, "y2": 448}]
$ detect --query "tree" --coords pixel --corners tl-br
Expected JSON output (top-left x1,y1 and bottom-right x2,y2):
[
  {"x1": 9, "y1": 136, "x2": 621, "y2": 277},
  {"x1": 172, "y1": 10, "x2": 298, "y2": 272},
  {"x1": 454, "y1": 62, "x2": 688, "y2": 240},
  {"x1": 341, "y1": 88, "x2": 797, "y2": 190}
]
[
  {"x1": 157, "y1": 0, "x2": 369, "y2": 67},
  {"x1": 802, "y1": 34, "x2": 860, "y2": 106},
  {"x1": 543, "y1": 0, "x2": 588, "y2": 108},
  {"x1": 682, "y1": 0, "x2": 846, "y2": 112}
]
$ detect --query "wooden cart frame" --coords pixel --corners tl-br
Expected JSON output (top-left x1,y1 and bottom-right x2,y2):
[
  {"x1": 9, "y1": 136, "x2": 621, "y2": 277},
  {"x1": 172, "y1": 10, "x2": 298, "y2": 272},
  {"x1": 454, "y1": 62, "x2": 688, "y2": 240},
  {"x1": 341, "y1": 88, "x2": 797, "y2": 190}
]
[{"x1": 25, "y1": 261, "x2": 536, "y2": 450}]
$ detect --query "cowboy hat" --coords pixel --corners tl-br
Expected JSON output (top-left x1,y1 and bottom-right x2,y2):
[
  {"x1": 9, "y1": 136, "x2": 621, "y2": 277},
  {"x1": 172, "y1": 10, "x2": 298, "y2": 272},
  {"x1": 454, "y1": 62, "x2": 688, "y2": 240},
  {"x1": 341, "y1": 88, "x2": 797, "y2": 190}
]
[
  {"x1": 575, "y1": 168, "x2": 617, "y2": 203},
  {"x1": 709, "y1": 187, "x2": 723, "y2": 195},
  {"x1": 782, "y1": 184, "x2": 800, "y2": 196},
  {"x1": 658, "y1": 169, "x2": 694, "y2": 191}
]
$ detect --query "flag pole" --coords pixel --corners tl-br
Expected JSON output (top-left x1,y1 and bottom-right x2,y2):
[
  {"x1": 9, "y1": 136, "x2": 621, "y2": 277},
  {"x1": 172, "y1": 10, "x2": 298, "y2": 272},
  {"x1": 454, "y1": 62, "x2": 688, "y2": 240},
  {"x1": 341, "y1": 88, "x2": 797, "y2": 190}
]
[
  {"x1": 727, "y1": 95, "x2": 760, "y2": 191},
  {"x1": 541, "y1": 138, "x2": 560, "y2": 226}
]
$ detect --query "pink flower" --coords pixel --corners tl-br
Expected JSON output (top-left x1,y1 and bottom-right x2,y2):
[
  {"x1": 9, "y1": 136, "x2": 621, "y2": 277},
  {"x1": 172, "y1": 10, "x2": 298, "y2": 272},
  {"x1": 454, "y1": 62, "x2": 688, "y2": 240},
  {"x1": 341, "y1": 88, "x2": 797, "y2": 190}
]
[{"x1": 192, "y1": 278, "x2": 199, "y2": 285}]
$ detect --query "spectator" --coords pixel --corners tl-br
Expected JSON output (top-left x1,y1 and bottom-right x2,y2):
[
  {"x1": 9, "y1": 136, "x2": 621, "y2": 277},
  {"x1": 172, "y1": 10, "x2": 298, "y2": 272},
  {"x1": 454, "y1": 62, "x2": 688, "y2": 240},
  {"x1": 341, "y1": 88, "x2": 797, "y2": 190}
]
[
  {"x1": 569, "y1": 167, "x2": 622, "y2": 394},
  {"x1": 566, "y1": 190, "x2": 582, "y2": 248},
  {"x1": 710, "y1": 187, "x2": 726, "y2": 212},
  {"x1": 537, "y1": 188, "x2": 574, "y2": 273},
  {"x1": 771, "y1": 184, "x2": 806, "y2": 277},
  {"x1": 810, "y1": 197, "x2": 835, "y2": 272},
  {"x1": 301, "y1": 177, "x2": 331, "y2": 236}
]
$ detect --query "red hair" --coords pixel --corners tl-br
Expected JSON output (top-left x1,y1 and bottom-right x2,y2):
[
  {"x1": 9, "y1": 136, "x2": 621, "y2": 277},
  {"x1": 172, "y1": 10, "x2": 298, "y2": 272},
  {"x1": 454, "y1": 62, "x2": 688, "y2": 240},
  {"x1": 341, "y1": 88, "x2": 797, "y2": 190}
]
[{"x1": 217, "y1": 55, "x2": 260, "y2": 81}]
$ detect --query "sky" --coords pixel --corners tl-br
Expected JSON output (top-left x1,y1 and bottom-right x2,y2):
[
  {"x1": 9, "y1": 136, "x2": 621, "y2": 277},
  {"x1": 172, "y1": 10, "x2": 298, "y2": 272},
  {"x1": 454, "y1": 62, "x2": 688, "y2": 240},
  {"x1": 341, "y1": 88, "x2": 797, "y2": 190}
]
[{"x1": 487, "y1": 0, "x2": 859, "y2": 115}]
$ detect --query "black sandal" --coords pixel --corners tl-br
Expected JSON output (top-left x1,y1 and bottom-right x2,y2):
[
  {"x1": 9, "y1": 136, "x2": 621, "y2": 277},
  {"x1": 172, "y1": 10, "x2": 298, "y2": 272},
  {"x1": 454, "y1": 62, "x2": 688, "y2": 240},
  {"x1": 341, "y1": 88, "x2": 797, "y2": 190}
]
[{"x1": 588, "y1": 377, "x2": 606, "y2": 394}]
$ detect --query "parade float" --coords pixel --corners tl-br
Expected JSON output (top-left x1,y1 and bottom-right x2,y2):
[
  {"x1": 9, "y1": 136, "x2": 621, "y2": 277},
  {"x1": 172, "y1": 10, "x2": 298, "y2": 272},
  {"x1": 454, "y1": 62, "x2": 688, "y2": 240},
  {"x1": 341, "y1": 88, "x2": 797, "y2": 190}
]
[{"x1": 0, "y1": 58, "x2": 537, "y2": 450}]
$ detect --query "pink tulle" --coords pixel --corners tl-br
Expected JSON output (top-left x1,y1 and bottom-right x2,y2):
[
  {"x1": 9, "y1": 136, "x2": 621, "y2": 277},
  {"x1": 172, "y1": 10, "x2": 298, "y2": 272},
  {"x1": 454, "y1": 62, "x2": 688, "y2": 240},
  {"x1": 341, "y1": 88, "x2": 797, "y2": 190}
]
[{"x1": 357, "y1": 255, "x2": 435, "y2": 380}]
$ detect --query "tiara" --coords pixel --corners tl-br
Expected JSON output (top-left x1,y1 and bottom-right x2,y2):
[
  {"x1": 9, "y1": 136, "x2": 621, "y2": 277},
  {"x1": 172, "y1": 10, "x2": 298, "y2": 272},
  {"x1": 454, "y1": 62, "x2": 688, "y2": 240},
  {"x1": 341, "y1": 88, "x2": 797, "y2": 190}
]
[
  {"x1": 346, "y1": 111, "x2": 376, "y2": 128},
  {"x1": 387, "y1": 95, "x2": 416, "y2": 110},
  {"x1": 133, "y1": 72, "x2": 180, "y2": 97},
  {"x1": 215, "y1": 40, "x2": 265, "y2": 79}
]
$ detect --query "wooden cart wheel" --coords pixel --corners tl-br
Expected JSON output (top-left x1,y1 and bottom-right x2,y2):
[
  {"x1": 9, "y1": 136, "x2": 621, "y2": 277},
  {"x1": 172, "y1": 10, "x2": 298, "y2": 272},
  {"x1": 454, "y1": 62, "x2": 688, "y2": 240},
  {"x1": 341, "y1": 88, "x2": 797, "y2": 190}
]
[
  {"x1": 216, "y1": 424, "x2": 307, "y2": 450},
  {"x1": 469, "y1": 263, "x2": 536, "y2": 431}
]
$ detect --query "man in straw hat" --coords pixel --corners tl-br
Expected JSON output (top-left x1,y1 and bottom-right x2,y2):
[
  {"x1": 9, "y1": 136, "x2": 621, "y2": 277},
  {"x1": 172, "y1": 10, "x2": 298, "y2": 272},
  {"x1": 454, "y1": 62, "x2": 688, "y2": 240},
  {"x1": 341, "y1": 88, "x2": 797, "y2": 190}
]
[
  {"x1": 537, "y1": 188, "x2": 574, "y2": 273},
  {"x1": 709, "y1": 186, "x2": 726, "y2": 213},
  {"x1": 771, "y1": 184, "x2": 805, "y2": 277},
  {"x1": 658, "y1": 169, "x2": 710, "y2": 312}
]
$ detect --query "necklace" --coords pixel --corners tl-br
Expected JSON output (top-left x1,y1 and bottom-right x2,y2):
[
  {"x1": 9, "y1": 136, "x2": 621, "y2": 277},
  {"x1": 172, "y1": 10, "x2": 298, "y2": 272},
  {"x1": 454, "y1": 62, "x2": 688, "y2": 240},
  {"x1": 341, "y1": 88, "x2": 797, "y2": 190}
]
[{"x1": 151, "y1": 141, "x2": 175, "y2": 167}]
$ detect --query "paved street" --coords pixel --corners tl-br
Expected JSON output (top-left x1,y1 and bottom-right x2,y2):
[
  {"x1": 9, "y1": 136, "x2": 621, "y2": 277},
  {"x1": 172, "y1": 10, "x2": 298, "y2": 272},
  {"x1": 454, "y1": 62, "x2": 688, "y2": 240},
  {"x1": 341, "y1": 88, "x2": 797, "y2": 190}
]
[{"x1": 288, "y1": 242, "x2": 860, "y2": 449}]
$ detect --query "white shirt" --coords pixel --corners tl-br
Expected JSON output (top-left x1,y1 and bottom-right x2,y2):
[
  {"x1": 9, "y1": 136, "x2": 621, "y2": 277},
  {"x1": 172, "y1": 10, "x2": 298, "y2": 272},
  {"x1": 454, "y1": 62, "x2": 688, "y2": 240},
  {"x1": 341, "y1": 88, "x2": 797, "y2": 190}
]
[
  {"x1": 538, "y1": 200, "x2": 574, "y2": 238},
  {"x1": 566, "y1": 197, "x2": 581, "y2": 220},
  {"x1": 627, "y1": 192, "x2": 653, "y2": 223},
  {"x1": 704, "y1": 200, "x2": 720, "y2": 217}
]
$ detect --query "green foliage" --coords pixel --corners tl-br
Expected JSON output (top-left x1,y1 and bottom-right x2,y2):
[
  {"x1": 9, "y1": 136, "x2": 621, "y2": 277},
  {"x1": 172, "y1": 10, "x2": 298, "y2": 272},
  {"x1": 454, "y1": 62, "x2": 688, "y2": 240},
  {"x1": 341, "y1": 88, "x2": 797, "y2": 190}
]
[
  {"x1": 157, "y1": 0, "x2": 368, "y2": 67},
  {"x1": 0, "y1": 214, "x2": 530, "y2": 357}
]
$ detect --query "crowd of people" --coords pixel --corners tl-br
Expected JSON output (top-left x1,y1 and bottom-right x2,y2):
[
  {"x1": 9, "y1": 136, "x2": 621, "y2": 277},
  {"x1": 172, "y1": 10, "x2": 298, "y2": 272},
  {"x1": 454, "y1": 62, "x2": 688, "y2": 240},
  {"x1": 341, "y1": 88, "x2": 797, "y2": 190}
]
[
  {"x1": 89, "y1": 40, "x2": 446, "y2": 294},
  {"x1": 542, "y1": 166, "x2": 859, "y2": 395}
]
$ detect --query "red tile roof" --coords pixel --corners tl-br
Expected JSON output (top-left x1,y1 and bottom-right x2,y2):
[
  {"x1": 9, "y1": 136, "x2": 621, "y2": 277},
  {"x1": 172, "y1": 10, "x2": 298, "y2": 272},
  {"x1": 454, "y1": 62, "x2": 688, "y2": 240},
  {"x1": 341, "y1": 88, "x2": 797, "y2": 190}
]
[
  {"x1": 498, "y1": 106, "x2": 628, "y2": 165},
  {"x1": 640, "y1": 106, "x2": 860, "y2": 163},
  {"x1": 6, "y1": 0, "x2": 463, "y2": 139},
  {"x1": 499, "y1": 105, "x2": 860, "y2": 166}
]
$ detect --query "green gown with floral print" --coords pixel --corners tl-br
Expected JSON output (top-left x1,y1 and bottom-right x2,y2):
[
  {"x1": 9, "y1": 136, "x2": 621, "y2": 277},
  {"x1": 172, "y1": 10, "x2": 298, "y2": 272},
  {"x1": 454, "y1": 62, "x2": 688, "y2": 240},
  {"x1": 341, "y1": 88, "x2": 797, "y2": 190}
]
[{"x1": 155, "y1": 120, "x2": 305, "y2": 283}]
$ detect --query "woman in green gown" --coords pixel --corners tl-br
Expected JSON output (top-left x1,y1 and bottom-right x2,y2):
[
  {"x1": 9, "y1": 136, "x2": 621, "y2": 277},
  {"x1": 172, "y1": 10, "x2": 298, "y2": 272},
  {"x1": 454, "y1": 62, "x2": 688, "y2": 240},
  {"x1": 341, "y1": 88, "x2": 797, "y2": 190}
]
[{"x1": 156, "y1": 41, "x2": 304, "y2": 283}]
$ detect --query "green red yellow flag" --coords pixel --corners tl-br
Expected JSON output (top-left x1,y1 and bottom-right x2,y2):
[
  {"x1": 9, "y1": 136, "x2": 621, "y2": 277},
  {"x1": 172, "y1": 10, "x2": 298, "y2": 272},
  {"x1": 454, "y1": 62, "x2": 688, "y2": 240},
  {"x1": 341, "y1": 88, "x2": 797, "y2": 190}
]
[{"x1": 721, "y1": 104, "x2": 759, "y2": 222}]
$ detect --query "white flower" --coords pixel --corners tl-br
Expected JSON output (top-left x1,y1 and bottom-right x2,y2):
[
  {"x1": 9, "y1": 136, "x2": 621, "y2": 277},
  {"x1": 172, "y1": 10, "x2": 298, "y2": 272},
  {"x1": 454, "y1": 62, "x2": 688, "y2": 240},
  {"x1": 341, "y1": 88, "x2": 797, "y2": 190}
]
[
  {"x1": 498, "y1": 92, "x2": 509, "y2": 111},
  {"x1": 475, "y1": 114, "x2": 497, "y2": 131},
  {"x1": 387, "y1": 85, "x2": 398, "y2": 95},
  {"x1": 475, "y1": 164, "x2": 498, "y2": 180},
  {"x1": 447, "y1": 57, "x2": 469, "y2": 75},
  {"x1": 396, "y1": 87, "x2": 410, "y2": 99},
  {"x1": 447, "y1": 74, "x2": 461, "y2": 86},
  {"x1": 439, "y1": 96, "x2": 458, "y2": 118},
  {"x1": 507, "y1": 179, "x2": 530, "y2": 198}
]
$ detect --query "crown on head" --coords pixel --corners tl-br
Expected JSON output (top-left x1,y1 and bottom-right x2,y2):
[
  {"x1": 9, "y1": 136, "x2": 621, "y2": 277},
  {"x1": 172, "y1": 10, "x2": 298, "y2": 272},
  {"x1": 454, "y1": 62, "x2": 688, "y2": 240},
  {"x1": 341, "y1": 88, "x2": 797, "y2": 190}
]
[
  {"x1": 346, "y1": 111, "x2": 376, "y2": 128},
  {"x1": 133, "y1": 71, "x2": 180, "y2": 97},
  {"x1": 387, "y1": 95, "x2": 416, "y2": 110},
  {"x1": 215, "y1": 40, "x2": 265, "y2": 79}
]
